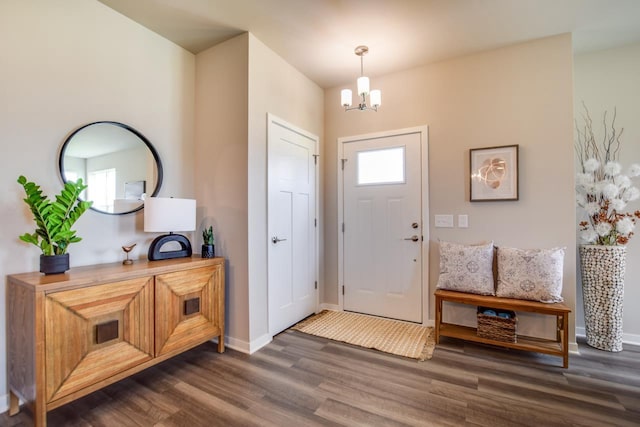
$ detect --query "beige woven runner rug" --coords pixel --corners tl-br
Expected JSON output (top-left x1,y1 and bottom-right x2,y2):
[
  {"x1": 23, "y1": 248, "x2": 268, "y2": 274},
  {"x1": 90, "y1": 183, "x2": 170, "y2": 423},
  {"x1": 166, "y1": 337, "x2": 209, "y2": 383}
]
[{"x1": 291, "y1": 310, "x2": 435, "y2": 361}]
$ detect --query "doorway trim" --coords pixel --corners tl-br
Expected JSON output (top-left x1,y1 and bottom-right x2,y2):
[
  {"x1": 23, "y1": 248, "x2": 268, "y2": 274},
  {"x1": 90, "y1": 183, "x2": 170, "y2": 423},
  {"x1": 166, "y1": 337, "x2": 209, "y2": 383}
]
[{"x1": 337, "y1": 125, "x2": 430, "y2": 325}]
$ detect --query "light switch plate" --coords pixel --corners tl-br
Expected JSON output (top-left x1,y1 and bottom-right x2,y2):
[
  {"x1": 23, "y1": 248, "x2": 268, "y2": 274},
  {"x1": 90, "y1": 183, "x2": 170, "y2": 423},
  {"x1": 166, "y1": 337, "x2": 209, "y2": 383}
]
[
  {"x1": 458, "y1": 214, "x2": 469, "y2": 228},
  {"x1": 435, "y1": 214, "x2": 454, "y2": 228}
]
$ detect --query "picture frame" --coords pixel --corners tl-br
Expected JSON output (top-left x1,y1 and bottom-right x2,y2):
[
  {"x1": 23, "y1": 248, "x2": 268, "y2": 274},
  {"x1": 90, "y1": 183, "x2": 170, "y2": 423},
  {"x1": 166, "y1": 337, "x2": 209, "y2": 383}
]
[
  {"x1": 124, "y1": 180, "x2": 146, "y2": 200},
  {"x1": 470, "y1": 144, "x2": 519, "y2": 202}
]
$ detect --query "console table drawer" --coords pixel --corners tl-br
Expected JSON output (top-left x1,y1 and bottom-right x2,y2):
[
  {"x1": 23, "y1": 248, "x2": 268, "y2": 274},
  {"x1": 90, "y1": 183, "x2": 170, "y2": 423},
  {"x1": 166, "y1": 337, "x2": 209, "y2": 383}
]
[
  {"x1": 155, "y1": 264, "x2": 224, "y2": 356},
  {"x1": 45, "y1": 276, "x2": 154, "y2": 402}
]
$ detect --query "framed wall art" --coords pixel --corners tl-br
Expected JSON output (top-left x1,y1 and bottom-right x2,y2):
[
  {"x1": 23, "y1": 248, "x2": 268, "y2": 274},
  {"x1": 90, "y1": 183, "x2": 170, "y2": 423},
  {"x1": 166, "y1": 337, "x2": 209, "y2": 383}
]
[{"x1": 470, "y1": 144, "x2": 519, "y2": 202}]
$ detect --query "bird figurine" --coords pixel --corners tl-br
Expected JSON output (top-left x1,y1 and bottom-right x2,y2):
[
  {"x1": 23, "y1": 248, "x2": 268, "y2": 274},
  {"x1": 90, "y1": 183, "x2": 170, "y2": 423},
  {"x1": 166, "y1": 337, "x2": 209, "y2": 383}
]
[{"x1": 122, "y1": 243, "x2": 137, "y2": 265}]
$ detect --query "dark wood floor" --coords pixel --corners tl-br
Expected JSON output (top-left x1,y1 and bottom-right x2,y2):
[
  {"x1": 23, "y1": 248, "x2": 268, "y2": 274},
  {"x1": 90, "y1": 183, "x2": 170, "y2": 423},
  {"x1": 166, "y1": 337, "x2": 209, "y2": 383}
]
[{"x1": 3, "y1": 331, "x2": 640, "y2": 426}]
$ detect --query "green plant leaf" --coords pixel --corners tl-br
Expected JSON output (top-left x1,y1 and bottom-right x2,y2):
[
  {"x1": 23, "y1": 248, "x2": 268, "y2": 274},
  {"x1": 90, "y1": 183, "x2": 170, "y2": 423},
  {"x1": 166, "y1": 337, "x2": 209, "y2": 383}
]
[
  {"x1": 19, "y1": 233, "x2": 39, "y2": 246},
  {"x1": 17, "y1": 176, "x2": 90, "y2": 255}
]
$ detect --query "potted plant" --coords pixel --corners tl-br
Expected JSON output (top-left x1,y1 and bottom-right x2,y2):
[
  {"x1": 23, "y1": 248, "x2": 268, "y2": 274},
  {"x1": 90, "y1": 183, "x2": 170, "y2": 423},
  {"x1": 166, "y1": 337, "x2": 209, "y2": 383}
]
[
  {"x1": 202, "y1": 225, "x2": 215, "y2": 258},
  {"x1": 575, "y1": 105, "x2": 640, "y2": 351},
  {"x1": 17, "y1": 175, "x2": 93, "y2": 274}
]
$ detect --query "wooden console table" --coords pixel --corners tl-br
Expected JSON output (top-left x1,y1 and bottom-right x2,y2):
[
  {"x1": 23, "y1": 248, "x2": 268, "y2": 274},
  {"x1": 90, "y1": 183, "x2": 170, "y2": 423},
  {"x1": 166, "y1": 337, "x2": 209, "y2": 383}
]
[
  {"x1": 435, "y1": 289, "x2": 571, "y2": 368},
  {"x1": 7, "y1": 256, "x2": 225, "y2": 427}
]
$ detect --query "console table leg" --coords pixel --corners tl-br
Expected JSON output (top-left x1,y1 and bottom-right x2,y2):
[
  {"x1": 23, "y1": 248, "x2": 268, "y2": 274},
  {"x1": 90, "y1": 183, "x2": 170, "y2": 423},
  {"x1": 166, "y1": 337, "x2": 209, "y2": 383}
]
[
  {"x1": 217, "y1": 334, "x2": 225, "y2": 353},
  {"x1": 34, "y1": 404, "x2": 47, "y2": 427},
  {"x1": 8, "y1": 390, "x2": 19, "y2": 416}
]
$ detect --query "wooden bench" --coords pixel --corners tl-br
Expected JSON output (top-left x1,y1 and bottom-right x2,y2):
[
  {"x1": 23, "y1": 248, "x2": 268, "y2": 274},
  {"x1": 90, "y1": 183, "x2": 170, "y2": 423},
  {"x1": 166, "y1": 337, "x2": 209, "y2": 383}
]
[{"x1": 434, "y1": 289, "x2": 571, "y2": 368}]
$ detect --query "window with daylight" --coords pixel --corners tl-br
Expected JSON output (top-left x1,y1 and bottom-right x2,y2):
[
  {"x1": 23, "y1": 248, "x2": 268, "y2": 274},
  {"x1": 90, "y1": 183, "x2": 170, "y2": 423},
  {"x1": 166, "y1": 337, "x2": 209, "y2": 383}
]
[
  {"x1": 88, "y1": 168, "x2": 116, "y2": 212},
  {"x1": 357, "y1": 146, "x2": 405, "y2": 185}
]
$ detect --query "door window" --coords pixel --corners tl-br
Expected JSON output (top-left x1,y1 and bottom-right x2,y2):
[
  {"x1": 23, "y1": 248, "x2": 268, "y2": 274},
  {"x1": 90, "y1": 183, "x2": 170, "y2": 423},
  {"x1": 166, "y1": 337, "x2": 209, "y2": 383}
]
[{"x1": 357, "y1": 146, "x2": 405, "y2": 185}]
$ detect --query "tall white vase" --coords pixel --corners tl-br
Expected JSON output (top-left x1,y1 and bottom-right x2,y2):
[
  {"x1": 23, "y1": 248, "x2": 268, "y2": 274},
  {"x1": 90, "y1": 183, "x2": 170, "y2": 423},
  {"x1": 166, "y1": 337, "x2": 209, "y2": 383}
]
[{"x1": 579, "y1": 245, "x2": 626, "y2": 352}]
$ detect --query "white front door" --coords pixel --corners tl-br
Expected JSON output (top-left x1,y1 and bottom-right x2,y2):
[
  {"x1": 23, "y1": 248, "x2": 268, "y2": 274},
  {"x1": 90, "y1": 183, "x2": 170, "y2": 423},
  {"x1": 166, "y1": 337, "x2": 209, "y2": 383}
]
[
  {"x1": 341, "y1": 131, "x2": 424, "y2": 323},
  {"x1": 268, "y1": 115, "x2": 318, "y2": 335}
]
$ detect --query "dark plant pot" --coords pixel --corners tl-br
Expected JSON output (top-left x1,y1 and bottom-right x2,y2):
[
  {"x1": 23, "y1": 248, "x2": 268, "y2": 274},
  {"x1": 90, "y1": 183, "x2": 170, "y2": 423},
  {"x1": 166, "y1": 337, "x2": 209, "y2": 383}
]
[
  {"x1": 201, "y1": 244, "x2": 215, "y2": 258},
  {"x1": 40, "y1": 254, "x2": 70, "y2": 275}
]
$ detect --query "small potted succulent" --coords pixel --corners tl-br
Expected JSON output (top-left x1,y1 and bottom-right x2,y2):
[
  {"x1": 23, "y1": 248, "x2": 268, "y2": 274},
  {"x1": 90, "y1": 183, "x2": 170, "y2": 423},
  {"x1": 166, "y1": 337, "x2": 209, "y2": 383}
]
[
  {"x1": 202, "y1": 225, "x2": 215, "y2": 258},
  {"x1": 17, "y1": 175, "x2": 92, "y2": 274}
]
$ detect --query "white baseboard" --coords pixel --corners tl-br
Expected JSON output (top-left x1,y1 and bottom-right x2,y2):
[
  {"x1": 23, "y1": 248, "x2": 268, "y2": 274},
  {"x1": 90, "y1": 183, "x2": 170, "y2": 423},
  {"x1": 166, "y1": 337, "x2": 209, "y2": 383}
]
[
  {"x1": 248, "y1": 333, "x2": 273, "y2": 354},
  {"x1": 622, "y1": 332, "x2": 640, "y2": 345},
  {"x1": 222, "y1": 335, "x2": 251, "y2": 354},
  {"x1": 575, "y1": 327, "x2": 640, "y2": 346},
  {"x1": 222, "y1": 333, "x2": 272, "y2": 354}
]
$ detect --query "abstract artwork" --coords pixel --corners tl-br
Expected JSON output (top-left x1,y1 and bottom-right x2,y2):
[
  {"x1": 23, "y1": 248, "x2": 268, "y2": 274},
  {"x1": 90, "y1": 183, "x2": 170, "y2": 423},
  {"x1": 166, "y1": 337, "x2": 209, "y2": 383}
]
[{"x1": 470, "y1": 145, "x2": 519, "y2": 201}]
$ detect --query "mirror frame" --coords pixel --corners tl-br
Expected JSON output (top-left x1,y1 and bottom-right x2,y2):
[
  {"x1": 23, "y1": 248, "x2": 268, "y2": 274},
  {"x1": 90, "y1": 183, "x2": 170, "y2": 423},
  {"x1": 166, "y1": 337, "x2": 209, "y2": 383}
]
[{"x1": 59, "y1": 121, "x2": 164, "y2": 215}]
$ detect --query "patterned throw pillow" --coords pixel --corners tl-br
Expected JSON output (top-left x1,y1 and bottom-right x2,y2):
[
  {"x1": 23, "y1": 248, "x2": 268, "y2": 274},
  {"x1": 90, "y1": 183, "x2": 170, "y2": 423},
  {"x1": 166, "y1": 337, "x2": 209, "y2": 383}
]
[
  {"x1": 436, "y1": 241, "x2": 495, "y2": 295},
  {"x1": 496, "y1": 247, "x2": 565, "y2": 303}
]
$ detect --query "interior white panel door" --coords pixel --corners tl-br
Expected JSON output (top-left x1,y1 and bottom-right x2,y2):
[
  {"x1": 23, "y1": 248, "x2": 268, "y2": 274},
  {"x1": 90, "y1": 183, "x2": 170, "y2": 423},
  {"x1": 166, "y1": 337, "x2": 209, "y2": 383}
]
[
  {"x1": 268, "y1": 117, "x2": 317, "y2": 335},
  {"x1": 342, "y1": 132, "x2": 422, "y2": 322}
]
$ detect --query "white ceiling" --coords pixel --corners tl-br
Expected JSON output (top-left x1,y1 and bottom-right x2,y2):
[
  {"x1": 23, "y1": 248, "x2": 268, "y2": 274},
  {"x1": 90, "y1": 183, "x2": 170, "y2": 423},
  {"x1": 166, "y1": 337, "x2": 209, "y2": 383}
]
[{"x1": 98, "y1": 0, "x2": 640, "y2": 88}]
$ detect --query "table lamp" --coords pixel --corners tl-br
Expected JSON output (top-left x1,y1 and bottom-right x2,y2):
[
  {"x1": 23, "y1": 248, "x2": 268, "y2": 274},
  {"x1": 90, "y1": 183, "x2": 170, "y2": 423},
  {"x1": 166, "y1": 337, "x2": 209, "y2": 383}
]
[{"x1": 144, "y1": 197, "x2": 196, "y2": 261}]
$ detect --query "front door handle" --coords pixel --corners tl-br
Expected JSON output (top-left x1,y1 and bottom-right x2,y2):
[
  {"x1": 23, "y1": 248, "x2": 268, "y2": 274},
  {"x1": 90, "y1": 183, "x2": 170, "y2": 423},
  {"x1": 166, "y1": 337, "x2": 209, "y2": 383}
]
[
  {"x1": 404, "y1": 235, "x2": 419, "y2": 242},
  {"x1": 271, "y1": 236, "x2": 287, "y2": 244}
]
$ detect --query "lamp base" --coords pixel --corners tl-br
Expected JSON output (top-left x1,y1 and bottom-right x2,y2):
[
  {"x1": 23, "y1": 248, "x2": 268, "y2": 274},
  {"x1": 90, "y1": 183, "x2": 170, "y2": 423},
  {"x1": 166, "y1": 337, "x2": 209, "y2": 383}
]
[{"x1": 148, "y1": 233, "x2": 192, "y2": 261}]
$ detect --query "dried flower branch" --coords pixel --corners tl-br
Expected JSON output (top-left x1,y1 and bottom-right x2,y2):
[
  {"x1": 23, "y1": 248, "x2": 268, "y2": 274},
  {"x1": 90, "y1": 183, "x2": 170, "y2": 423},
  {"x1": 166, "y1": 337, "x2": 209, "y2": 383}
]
[{"x1": 576, "y1": 104, "x2": 639, "y2": 246}]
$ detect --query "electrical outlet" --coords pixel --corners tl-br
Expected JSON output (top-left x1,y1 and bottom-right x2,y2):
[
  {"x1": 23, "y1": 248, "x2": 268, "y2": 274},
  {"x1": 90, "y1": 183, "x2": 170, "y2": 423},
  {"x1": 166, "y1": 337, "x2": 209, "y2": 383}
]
[
  {"x1": 458, "y1": 214, "x2": 468, "y2": 228},
  {"x1": 435, "y1": 214, "x2": 454, "y2": 228}
]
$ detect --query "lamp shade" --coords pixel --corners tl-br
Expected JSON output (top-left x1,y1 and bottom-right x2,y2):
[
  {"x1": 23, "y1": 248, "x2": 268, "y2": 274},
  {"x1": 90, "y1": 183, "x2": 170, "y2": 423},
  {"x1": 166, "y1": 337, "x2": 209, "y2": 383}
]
[
  {"x1": 341, "y1": 89, "x2": 352, "y2": 107},
  {"x1": 144, "y1": 197, "x2": 196, "y2": 232},
  {"x1": 370, "y1": 89, "x2": 381, "y2": 107},
  {"x1": 357, "y1": 76, "x2": 370, "y2": 96}
]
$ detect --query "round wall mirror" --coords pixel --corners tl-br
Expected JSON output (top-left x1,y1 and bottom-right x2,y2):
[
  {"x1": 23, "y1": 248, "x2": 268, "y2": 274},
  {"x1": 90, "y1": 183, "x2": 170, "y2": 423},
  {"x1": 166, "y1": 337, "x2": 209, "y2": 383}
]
[{"x1": 59, "y1": 121, "x2": 163, "y2": 215}]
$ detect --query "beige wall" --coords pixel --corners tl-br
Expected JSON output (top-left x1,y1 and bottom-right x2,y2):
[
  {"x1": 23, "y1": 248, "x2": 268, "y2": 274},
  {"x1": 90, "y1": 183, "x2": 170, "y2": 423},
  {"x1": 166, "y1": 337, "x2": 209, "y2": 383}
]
[
  {"x1": 574, "y1": 42, "x2": 640, "y2": 343},
  {"x1": 324, "y1": 34, "x2": 576, "y2": 342},
  {"x1": 195, "y1": 34, "x2": 250, "y2": 347},
  {"x1": 247, "y1": 34, "x2": 324, "y2": 347},
  {"x1": 0, "y1": 0, "x2": 195, "y2": 409}
]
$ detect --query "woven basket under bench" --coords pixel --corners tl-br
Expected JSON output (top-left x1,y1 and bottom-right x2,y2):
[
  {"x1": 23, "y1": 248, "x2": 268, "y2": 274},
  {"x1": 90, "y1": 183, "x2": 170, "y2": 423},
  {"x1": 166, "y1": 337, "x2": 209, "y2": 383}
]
[{"x1": 477, "y1": 307, "x2": 517, "y2": 342}]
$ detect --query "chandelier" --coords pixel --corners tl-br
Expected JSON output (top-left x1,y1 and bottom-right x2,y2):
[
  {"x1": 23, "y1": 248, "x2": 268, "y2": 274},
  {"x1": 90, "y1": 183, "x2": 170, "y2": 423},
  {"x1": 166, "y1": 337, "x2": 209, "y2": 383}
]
[{"x1": 341, "y1": 45, "x2": 381, "y2": 112}]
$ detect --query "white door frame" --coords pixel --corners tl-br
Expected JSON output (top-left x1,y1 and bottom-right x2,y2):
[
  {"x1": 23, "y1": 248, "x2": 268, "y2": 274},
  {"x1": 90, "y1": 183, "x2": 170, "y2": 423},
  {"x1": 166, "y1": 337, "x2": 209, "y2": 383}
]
[
  {"x1": 337, "y1": 125, "x2": 430, "y2": 325},
  {"x1": 267, "y1": 113, "x2": 320, "y2": 335}
]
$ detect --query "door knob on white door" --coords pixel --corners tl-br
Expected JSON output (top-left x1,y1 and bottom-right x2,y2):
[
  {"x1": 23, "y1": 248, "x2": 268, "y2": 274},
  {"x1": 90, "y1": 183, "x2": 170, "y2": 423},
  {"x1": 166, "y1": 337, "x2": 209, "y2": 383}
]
[
  {"x1": 404, "y1": 235, "x2": 419, "y2": 242},
  {"x1": 271, "y1": 236, "x2": 287, "y2": 244}
]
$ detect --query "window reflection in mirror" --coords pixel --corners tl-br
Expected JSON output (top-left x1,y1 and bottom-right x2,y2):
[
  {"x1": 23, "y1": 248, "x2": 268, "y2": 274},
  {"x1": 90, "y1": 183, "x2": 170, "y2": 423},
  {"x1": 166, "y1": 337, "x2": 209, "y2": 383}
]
[{"x1": 59, "y1": 122, "x2": 163, "y2": 215}]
